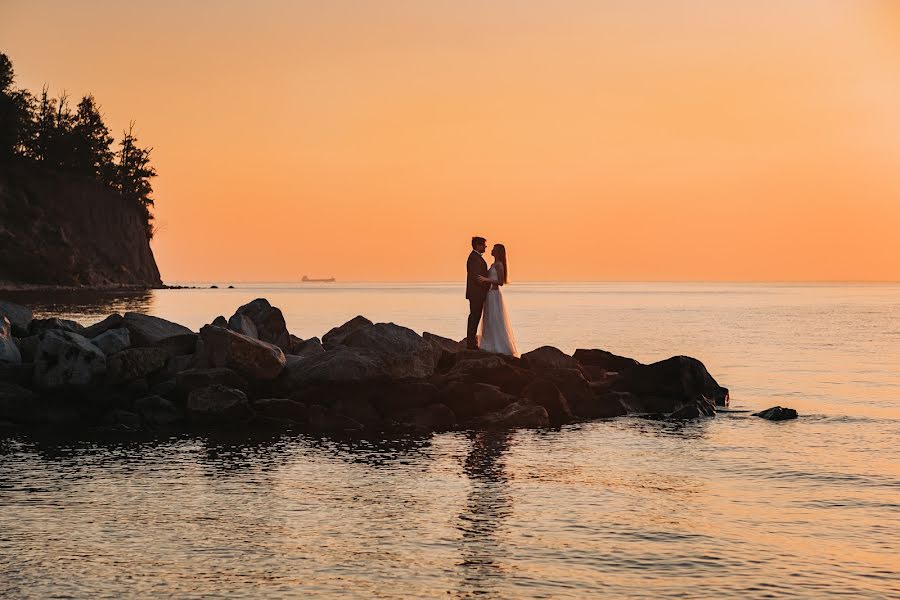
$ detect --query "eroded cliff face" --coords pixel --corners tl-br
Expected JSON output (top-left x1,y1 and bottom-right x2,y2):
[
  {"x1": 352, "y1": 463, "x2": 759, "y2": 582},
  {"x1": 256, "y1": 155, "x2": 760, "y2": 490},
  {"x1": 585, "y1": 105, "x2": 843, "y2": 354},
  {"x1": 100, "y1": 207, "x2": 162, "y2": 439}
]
[{"x1": 0, "y1": 164, "x2": 162, "y2": 287}]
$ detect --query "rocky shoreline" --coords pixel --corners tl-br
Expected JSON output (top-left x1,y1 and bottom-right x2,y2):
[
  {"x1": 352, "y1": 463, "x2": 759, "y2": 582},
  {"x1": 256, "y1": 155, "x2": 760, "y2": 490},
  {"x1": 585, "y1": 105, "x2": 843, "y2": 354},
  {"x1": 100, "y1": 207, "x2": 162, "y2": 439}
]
[{"x1": 1, "y1": 297, "x2": 742, "y2": 436}]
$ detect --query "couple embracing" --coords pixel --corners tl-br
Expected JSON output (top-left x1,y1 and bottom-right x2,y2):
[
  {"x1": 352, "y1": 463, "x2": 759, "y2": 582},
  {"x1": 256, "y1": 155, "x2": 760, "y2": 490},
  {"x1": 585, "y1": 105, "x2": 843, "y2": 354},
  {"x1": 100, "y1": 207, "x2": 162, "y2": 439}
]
[{"x1": 465, "y1": 236, "x2": 519, "y2": 357}]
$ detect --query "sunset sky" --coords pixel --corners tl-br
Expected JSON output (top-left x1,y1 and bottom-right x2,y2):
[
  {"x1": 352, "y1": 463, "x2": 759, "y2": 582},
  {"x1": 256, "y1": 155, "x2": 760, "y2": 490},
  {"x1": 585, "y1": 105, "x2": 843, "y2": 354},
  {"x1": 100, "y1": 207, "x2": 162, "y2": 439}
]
[{"x1": 3, "y1": 0, "x2": 900, "y2": 282}]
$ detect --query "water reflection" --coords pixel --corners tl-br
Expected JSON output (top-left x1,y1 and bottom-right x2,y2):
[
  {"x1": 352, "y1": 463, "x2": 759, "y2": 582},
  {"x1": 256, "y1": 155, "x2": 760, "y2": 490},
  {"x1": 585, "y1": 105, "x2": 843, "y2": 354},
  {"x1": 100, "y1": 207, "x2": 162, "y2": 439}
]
[
  {"x1": 457, "y1": 431, "x2": 513, "y2": 597},
  {"x1": 1, "y1": 289, "x2": 153, "y2": 324}
]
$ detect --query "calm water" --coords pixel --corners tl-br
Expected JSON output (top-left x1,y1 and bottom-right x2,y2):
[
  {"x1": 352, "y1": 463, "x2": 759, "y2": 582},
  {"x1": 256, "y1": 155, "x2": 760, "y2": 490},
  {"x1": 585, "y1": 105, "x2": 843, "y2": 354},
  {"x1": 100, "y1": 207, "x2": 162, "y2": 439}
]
[{"x1": 1, "y1": 283, "x2": 898, "y2": 598}]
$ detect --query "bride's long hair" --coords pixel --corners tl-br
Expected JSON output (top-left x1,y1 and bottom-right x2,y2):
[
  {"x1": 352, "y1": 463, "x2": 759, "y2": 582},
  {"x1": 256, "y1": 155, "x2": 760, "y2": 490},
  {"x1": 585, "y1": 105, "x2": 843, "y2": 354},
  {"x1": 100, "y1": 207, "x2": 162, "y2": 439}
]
[{"x1": 492, "y1": 244, "x2": 509, "y2": 284}]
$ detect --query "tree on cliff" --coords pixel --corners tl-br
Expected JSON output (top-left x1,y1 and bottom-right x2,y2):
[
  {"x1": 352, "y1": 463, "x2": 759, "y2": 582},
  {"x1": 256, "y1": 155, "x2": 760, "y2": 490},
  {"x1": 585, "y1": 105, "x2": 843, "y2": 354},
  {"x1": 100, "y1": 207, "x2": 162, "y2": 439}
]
[
  {"x1": 71, "y1": 95, "x2": 115, "y2": 181},
  {"x1": 0, "y1": 54, "x2": 34, "y2": 162},
  {"x1": 113, "y1": 122, "x2": 157, "y2": 239}
]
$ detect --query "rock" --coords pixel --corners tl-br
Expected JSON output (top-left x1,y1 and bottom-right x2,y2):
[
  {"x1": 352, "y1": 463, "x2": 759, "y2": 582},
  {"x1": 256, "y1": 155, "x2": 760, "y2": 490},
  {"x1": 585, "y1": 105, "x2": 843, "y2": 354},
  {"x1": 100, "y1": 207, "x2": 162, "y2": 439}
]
[
  {"x1": 82, "y1": 314, "x2": 124, "y2": 338},
  {"x1": 106, "y1": 348, "x2": 169, "y2": 384},
  {"x1": 477, "y1": 402, "x2": 549, "y2": 429},
  {"x1": 611, "y1": 355, "x2": 730, "y2": 408},
  {"x1": 334, "y1": 396, "x2": 381, "y2": 426},
  {"x1": 542, "y1": 368, "x2": 593, "y2": 411},
  {"x1": 91, "y1": 328, "x2": 131, "y2": 355},
  {"x1": 290, "y1": 336, "x2": 325, "y2": 358},
  {"x1": 211, "y1": 315, "x2": 228, "y2": 328},
  {"x1": 186, "y1": 384, "x2": 253, "y2": 424},
  {"x1": 753, "y1": 406, "x2": 798, "y2": 421},
  {"x1": 0, "y1": 300, "x2": 33, "y2": 336},
  {"x1": 522, "y1": 379, "x2": 574, "y2": 426},
  {"x1": 572, "y1": 392, "x2": 629, "y2": 419},
  {"x1": 308, "y1": 404, "x2": 364, "y2": 432},
  {"x1": 231, "y1": 298, "x2": 291, "y2": 352},
  {"x1": 253, "y1": 398, "x2": 308, "y2": 422},
  {"x1": 322, "y1": 315, "x2": 373, "y2": 350},
  {"x1": 1, "y1": 317, "x2": 22, "y2": 365},
  {"x1": 369, "y1": 381, "x2": 439, "y2": 416},
  {"x1": 669, "y1": 404, "x2": 702, "y2": 420},
  {"x1": 423, "y1": 332, "x2": 464, "y2": 365},
  {"x1": 149, "y1": 378, "x2": 177, "y2": 399},
  {"x1": 134, "y1": 395, "x2": 182, "y2": 426},
  {"x1": 0, "y1": 381, "x2": 38, "y2": 423},
  {"x1": 176, "y1": 368, "x2": 249, "y2": 399},
  {"x1": 449, "y1": 354, "x2": 507, "y2": 374},
  {"x1": 0, "y1": 362, "x2": 33, "y2": 386},
  {"x1": 441, "y1": 382, "x2": 517, "y2": 421},
  {"x1": 159, "y1": 354, "x2": 194, "y2": 379},
  {"x1": 279, "y1": 346, "x2": 387, "y2": 388},
  {"x1": 405, "y1": 403, "x2": 456, "y2": 431},
  {"x1": 150, "y1": 333, "x2": 198, "y2": 358},
  {"x1": 227, "y1": 313, "x2": 258, "y2": 338},
  {"x1": 521, "y1": 346, "x2": 580, "y2": 371},
  {"x1": 123, "y1": 312, "x2": 194, "y2": 347},
  {"x1": 33, "y1": 330, "x2": 106, "y2": 389},
  {"x1": 573, "y1": 349, "x2": 641, "y2": 374},
  {"x1": 340, "y1": 322, "x2": 434, "y2": 379},
  {"x1": 198, "y1": 325, "x2": 286, "y2": 380},
  {"x1": 14, "y1": 335, "x2": 40, "y2": 362},
  {"x1": 445, "y1": 358, "x2": 534, "y2": 396},
  {"x1": 29, "y1": 317, "x2": 85, "y2": 335},
  {"x1": 104, "y1": 409, "x2": 142, "y2": 428}
]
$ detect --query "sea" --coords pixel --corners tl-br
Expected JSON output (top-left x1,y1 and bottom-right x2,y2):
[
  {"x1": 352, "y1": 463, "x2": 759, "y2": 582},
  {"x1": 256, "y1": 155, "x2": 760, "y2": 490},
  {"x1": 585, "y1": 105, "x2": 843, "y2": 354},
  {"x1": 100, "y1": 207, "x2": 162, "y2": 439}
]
[{"x1": 0, "y1": 282, "x2": 898, "y2": 598}]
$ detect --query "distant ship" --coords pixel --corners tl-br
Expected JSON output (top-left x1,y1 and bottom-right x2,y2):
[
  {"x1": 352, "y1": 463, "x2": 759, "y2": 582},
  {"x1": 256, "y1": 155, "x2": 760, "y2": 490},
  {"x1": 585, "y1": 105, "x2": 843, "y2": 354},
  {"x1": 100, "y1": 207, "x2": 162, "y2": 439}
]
[{"x1": 302, "y1": 275, "x2": 336, "y2": 283}]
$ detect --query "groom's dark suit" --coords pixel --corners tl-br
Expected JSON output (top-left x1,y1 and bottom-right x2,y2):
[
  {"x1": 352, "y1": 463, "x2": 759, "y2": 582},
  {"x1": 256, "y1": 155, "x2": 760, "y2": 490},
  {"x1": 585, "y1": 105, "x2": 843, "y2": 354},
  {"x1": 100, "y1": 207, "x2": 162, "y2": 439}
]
[{"x1": 466, "y1": 250, "x2": 490, "y2": 349}]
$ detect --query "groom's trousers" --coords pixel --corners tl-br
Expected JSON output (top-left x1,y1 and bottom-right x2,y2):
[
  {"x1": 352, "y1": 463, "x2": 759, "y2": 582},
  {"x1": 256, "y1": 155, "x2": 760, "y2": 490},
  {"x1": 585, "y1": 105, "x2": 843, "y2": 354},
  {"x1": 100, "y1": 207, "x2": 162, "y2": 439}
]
[{"x1": 467, "y1": 296, "x2": 486, "y2": 349}]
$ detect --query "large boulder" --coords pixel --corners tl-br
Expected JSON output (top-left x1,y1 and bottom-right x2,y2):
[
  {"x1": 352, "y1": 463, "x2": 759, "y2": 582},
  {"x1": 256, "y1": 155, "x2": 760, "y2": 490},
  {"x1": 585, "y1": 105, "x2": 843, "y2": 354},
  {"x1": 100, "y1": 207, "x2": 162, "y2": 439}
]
[
  {"x1": 227, "y1": 313, "x2": 258, "y2": 339},
  {"x1": 521, "y1": 346, "x2": 580, "y2": 371},
  {"x1": 13, "y1": 335, "x2": 39, "y2": 362},
  {"x1": 279, "y1": 346, "x2": 388, "y2": 389},
  {"x1": 231, "y1": 298, "x2": 291, "y2": 352},
  {"x1": 402, "y1": 403, "x2": 456, "y2": 431},
  {"x1": 477, "y1": 402, "x2": 549, "y2": 429},
  {"x1": 753, "y1": 406, "x2": 798, "y2": 421},
  {"x1": 573, "y1": 348, "x2": 641, "y2": 374},
  {"x1": 150, "y1": 333, "x2": 198, "y2": 358},
  {"x1": 322, "y1": 315, "x2": 372, "y2": 350},
  {"x1": 542, "y1": 368, "x2": 593, "y2": 411},
  {"x1": 522, "y1": 379, "x2": 573, "y2": 426},
  {"x1": 368, "y1": 381, "x2": 439, "y2": 417},
  {"x1": 33, "y1": 330, "x2": 106, "y2": 389},
  {"x1": 423, "y1": 332, "x2": 464, "y2": 366},
  {"x1": 134, "y1": 395, "x2": 182, "y2": 426},
  {"x1": 572, "y1": 391, "x2": 629, "y2": 419},
  {"x1": 123, "y1": 312, "x2": 194, "y2": 347},
  {"x1": 253, "y1": 398, "x2": 308, "y2": 422},
  {"x1": 176, "y1": 368, "x2": 249, "y2": 398},
  {"x1": 198, "y1": 325, "x2": 286, "y2": 380},
  {"x1": 340, "y1": 322, "x2": 434, "y2": 379},
  {"x1": 0, "y1": 300, "x2": 33, "y2": 337},
  {"x1": 1, "y1": 317, "x2": 22, "y2": 366},
  {"x1": 0, "y1": 381, "x2": 38, "y2": 423},
  {"x1": 91, "y1": 328, "x2": 131, "y2": 356},
  {"x1": 29, "y1": 317, "x2": 84, "y2": 335},
  {"x1": 611, "y1": 355, "x2": 730, "y2": 408},
  {"x1": 186, "y1": 384, "x2": 253, "y2": 424},
  {"x1": 290, "y1": 336, "x2": 325, "y2": 359},
  {"x1": 441, "y1": 382, "x2": 517, "y2": 421},
  {"x1": 308, "y1": 404, "x2": 365, "y2": 432},
  {"x1": 106, "y1": 348, "x2": 169, "y2": 384},
  {"x1": 82, "y1": 314, "x2": 124, "y2": 338},
  {"x1": 444, "y1": 356, "x2": 534, "y2": 396}
]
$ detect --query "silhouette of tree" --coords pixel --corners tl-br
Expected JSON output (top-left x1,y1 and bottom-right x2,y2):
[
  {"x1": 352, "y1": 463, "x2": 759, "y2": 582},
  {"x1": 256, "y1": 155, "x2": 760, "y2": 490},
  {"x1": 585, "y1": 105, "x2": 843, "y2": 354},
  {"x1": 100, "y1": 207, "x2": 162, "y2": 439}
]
[
  {"x1": 0, "y1": 53, "x2": 34, "y2": 162},
  {"x1": 114, "y1": 122, "x2": 157, "y2": 238},
  {"x1": 71, "y1": 95, "x2": 115, "y2": 180}
]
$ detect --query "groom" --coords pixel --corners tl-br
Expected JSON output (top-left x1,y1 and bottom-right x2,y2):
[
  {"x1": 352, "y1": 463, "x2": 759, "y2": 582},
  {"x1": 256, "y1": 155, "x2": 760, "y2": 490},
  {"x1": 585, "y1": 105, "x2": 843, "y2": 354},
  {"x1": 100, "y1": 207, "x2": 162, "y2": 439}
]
[{"x1": 466, "y1": 236, "x2": 491, "y2": 349}]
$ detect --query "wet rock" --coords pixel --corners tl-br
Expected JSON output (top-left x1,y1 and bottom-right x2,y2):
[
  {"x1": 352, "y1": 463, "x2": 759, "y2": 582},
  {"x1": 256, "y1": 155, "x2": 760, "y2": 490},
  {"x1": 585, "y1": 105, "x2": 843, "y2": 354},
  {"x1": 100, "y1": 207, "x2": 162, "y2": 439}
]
[
  {"x1": 572, "y1": 392, "x2": 629, "y2": 419},
  {"x1": 0, "y1": 300, "x2": 33, "y2": 337},
  {"x1": 405, "y1": 403, "x2": 456, "y2": 431},
  {"x1": 542, "y1": 368, "x2": 593, "y2": 411},
  {"x1": 522, "y1": 379, "x2": 573, "y2": 426},
  {"x1": 322, "y1": 315, "x2": 373, "y2": 350},
  {"x1": 134, "y1": 395, "x2": 182, "y2": 426},
  {"x1": 573, "y1": 348, "x2": 641, "y2": 374},
  {"x1": 123, "y1": 312, "x2": 194, "y2": 347},
  {"x1": 231, "y1": 298, "x2": 291, "y2": 352},
  {"x1": 106, "y1": 348, "x2": 169, "y2": 384},
  {"x1": 29, "y1": 317, "x2": 85, "y2": 335},
  {"x1": 334, "y1": 396, "x2": 380, "y2": 426},
  {"x1": 82, "y1": 314, "x2": 124, "y2": 338},
  {"x1": 611, "y1": 355, "x2": 730, "y2": 408},
  {"x1": 477, "y1": 402, "x2": 549, "y2": 429},
  {"x1": 227, "y1": 313, "x2": 258, "y2": 338},
  {"x1": 369, "y1": 381, "x2": 439, "y2": 416},
  {"x1": 176, "y1": 368, "x2": 249, "y2": 399},
  {"x1": 1, "y1": 317, "x2": 21, "y2": 365},
  {"x1": 186, "y1": 384, "x2": 253, "y2": 424},
  {"x1": 33, "y1": 330, "x2": 106, "y2": 389},
  {"x1": 521, "y1": 346, "x2": 580, "y2": 371},
  {"x1": 442, "y1": 382, "x2": 516, "y2": 421},
  {"x1": 341, "y1": 322, "x2": 434, "y2": 379},
  {"x1": 308, "y1": 404, "x2": 364, "y2": 432},
  {"x1": 279, "y1": 346, "x2": 387, "y2": 388},
  {"x1": 198, "y1": 325, "x2": 286, "y2": 380},
  {"x1": 91, "y1": 328, "x2": 131, "y2": 355},
  {"x1": 253, "y1": 398, "x2": 308, "y2": 422},
  {"x1": 0, "y1": 381, "x2": 38, "y2": 423},
  {"x1": 753, "y1": 406, "x2": 798, "y2": 421}
]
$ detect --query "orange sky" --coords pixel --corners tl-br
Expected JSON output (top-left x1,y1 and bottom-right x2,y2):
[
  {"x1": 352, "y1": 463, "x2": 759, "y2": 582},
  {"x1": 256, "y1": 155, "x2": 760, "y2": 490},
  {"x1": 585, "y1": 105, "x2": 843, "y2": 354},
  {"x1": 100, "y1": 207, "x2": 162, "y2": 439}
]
[{"x1": 3, "y1": 0, "x2": 900, "y2": 282}]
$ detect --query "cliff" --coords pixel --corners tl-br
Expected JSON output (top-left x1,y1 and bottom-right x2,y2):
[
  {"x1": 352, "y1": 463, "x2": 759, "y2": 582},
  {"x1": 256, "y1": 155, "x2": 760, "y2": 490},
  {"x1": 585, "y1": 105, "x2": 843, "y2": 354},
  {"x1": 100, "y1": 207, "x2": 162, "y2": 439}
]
[{"x1": 0, "y1": 163, "x2": 162, "y2": 288}]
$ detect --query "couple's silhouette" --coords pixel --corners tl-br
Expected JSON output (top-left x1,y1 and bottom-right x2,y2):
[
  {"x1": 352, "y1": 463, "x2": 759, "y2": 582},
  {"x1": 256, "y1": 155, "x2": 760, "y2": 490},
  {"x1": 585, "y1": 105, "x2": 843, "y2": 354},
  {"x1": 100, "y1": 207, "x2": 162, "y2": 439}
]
[{"x1": 465, "y1": 236, "x2": 518, "y2": 357}]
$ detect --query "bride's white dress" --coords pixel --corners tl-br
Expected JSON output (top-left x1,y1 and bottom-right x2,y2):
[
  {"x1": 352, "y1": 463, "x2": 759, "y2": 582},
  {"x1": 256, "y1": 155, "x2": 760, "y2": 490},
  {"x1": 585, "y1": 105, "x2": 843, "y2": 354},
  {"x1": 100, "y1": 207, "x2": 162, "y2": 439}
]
[{"x1": 479, "y1": 262, "x2": 519, "y2": 357}]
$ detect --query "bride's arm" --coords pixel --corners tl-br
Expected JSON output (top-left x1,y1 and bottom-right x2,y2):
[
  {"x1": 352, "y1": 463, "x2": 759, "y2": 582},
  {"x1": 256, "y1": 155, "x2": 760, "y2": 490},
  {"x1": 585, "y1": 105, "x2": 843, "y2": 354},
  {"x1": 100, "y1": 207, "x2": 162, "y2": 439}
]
[{"x1": 480, "y1": 264, "x2": 503, "y2": 284}]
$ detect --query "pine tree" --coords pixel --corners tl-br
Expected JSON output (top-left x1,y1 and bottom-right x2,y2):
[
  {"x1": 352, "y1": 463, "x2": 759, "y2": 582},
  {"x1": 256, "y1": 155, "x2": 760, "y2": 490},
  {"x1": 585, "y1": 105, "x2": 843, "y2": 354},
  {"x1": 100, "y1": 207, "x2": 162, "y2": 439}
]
[
  {"x1": 114, "y1": 123, "x2": 157, "y2": 238},
  {"x1": 71, "y1": 95, "x2": 114, "y2": 179}
]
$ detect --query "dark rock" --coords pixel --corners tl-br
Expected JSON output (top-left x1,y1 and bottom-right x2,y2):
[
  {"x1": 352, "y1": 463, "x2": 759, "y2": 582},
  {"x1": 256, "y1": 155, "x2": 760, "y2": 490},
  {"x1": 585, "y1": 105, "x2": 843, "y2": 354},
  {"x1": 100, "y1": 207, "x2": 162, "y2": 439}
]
[
  {"x1": 0, "y1": 362, "x2": 33, "y2": 386},
  {"x1": 91, "y1": 328, "x2": 131, "y2": 355},
  {"x1": 334, "y1": 396, "x2": 380, "y2": 426},
  {"x1": 279, "y1": 346, "x2": 387, "y2": 389},
  {"x1": 104, "y1": 409, "x2": 142, "y2": 428},
  {"x1": 134, "y1": 395, "x2": 182, "y2": 426},
  {"x1": 149, "y1": 378, "x2": 177, "y2": 399},
  {"x1": 541, "y1": 368, "x2": 593, "y2": 411},
  {"x1": 82, "y1": 314, "x2": 124, "y2": 338},
  {"x1": 522, "y1": 379, "x2": 574, "y2": 426},
  {"x1": 611, "y1": 355, "x2": 730, "y2": 408},
  {"x1": 405, "y1": 403, "x2": 456, "y2": 431},
  {"x1": 231, "y1": 298, "x2": 291, "y2": 352},
  {"x1": 227, "y1": 313, "x2": 258, "y2": 338},
  {"x1": 572, "y1": 392, "x2": 629, "y2": 419},
  {"x1": 477, "y1": 402, "x2": 549, "y2": 429},
  {"x1": 308, "y1": 404, "x2": 364, "y2": 432},
  {"x1": 14, "y1": 335, "x2": 40, "y2": 362},
  {"x1": 176, "y1": 368, "x2": 249, "y2": 399},
  {"x1": 123, "y1": 312, "x2": 194, "y2": 347},
  {"x1": 198, "y1": 325, "x2": 286, "y2": 380},
  {"x1": 0, "y1": 300, "x2": 33, "y2": 337},
  {"x1": 341, "y1": 322, "x2": 434, "y2": 379},
  {"x1": 369, "y1": 381, "x2": 439, "y2": 416},
  {"x1": 186, "y1": 384, "x2": 253, "y2": 424},
  {"x1": 423, "y1": 332, "x2": 464, "y2": 365},
  {"x1": 521, "y1": 346, "x2": 580, "y2": 371},
  {"x1": 322, "y1": 315, "x2": 373, "y2": 350},
  {"x1": 0, "y1": 381, "x2": 38, "y2": 423},
  {"x1": 253, "y1": 398, "x2": 308, "y2": 422},
  {"x1": 442, "y1": 382, "x2": 516, "y2": 421},
  {"x1": 211, "y1": 315, "x2": 228, "y2": 328},
  {"x1": 573, "y1": 348, "x2": 641, "y2": 374},
  {"x1": 290, "y1": 336, "x2": 325, "y2": 358},
  {"x1": 150, "y1": 333, "x2": 198, "y2": 358},
  {"x1": 1, "y1": 317, "x2": 21, "y2": 365},
  {"x1": 29, "y1": 317, "x2": 85, "y2": 335},
  {"x1": 753, "y1": 406, "x2": 798, "y2": 421},
  {"x1": 668, "y1": 402, "x2": 715, "y2": 420},
  {"x1": 106, "y1": 348, "x2": 169, "y2": 384},
  {"x1": 33, "y1": 330, "x2": 106, "y2": 389},
  {"x1": 159, "y1": 354, "x2": 194, "y2": 379}
]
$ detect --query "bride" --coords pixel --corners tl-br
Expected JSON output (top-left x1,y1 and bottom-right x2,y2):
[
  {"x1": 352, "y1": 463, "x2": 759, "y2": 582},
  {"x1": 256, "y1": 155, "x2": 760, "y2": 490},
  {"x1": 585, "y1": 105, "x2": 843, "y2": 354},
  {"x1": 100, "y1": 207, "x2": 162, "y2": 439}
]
[{"x1": 477, "y1": 243, "x2": 519, "y2": 357}]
